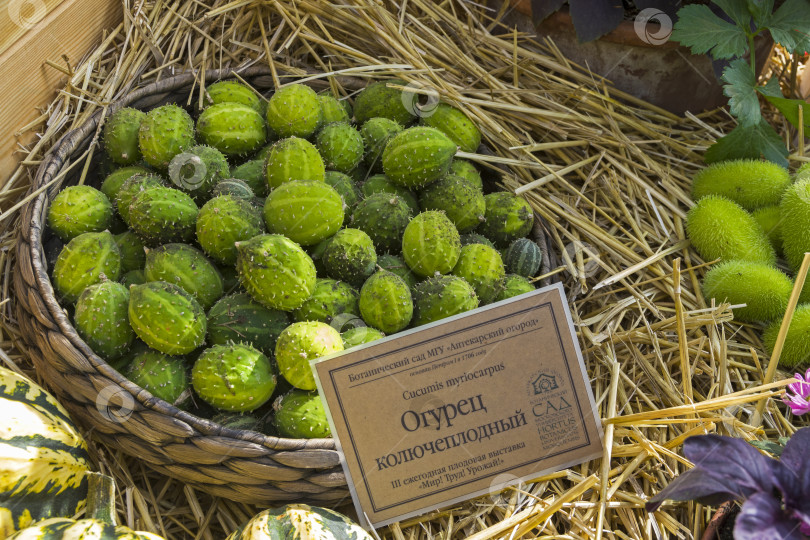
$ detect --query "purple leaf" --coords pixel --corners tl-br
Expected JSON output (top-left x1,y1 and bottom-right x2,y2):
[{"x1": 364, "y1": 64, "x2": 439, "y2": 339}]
[
  {"x1": 683, "y1": 434, "x2": 774, "y2": 496},
  {"x1": 530, "y1": 0, "x2": 567, "y2": 22},
  {"x1": 775, "y1": 466, "x2": 810, "y2": 526},
  {"x1": 634, "y1": 0, "x2": 680, "y2": 19},
  {"x1": 776, "y1": 428, "x2": 810, "y2": 524},
  {"x1": 568, "y1": 0, "x2": 624, "y2": 43},
  {"x1": 645, "y1": 468, "x2": 737, "y2": 512},
  {"x1": 780, "y1": 428, "x2": 810, "y2": 471},
  {"x1": 734, "y1": 493, "x2": 807, "y2": 540}
]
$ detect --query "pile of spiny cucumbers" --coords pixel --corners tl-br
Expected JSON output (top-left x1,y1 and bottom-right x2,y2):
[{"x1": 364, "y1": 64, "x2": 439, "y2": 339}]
[
  {"x1": 47, "y1": 79, "x2": 546, "y2": 437},
  {"x1": 687, "y1": 160, "x2": 810, "y2": 368}
]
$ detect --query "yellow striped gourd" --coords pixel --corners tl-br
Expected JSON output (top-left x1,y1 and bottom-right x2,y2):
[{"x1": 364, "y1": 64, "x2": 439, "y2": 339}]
[
  {"x1": 0, "y1": 367, "x2": 91, "y2": 538},
  {"x1": 6, "y1": 473, "x2": 164, "y2": 540}
]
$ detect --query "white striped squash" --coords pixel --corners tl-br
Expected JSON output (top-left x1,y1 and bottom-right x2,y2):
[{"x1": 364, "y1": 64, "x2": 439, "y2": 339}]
[
  {"x1": 226, "y1": 505, "x2": 373, "y2": 540},
  {"x1": 0, "y1": 367, "x2": 91, "y2": 538}
]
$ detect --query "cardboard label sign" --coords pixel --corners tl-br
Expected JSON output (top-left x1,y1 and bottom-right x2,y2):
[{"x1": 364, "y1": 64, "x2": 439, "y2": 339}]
[{"x1": 312, "y1": 282, "x2": 603, "y2": 528}]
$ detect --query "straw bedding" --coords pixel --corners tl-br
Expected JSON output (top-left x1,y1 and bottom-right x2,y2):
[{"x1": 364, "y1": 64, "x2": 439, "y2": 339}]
[{"x1": 0, "y1": 0, "x2": 808, "y2": 538}]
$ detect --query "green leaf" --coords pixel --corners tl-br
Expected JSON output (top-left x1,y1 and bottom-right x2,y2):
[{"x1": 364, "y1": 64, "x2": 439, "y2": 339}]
[
  {"x1": 763, "y1": 0, "x2": 810, "y2": 54},
  {"x1": 722, "y1": 58, "x2": 761, "y2": 127},
  {"x1": 705, "y1": 120, "x2": 789, "y2": 167},
  {"x1": 746, "y1": 0, "x2": 774, "y2": 28},
  {"x1": 715, "y1": 0, "x2": 753, "y2": 29},
  {"x1": 757, "y1": 78, "x2": 810, "y2": 130},
  {"x1": 671, "y1": 4, "x2": 750, "y2": 59},
  {"x1": 756, "y1": 76, "x2": 783, "y2": 97},
  {"x1": 748, "y1": 439, "x2": 785, "y2": 457}
]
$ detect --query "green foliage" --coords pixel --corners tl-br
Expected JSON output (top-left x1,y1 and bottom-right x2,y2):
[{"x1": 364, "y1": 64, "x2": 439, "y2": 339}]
[
  {"x1": 671, "y1": 4, "x2": 749, "y2": 59},
  {"x1": 757, "y1": 78, "x2": 810, "y2": 131},
  {"x1": 749, "y1": 437, "x2": 790, "y2": 457},
  {"x1": 673, "y1": 0, "x2": 810, "y2": 165},
  {"x1": 765, "y1": 0, "x2": 810, "y2": 53},
  {"x1": 723, "y1": 59, "x2": 759, "y2": 127},
  {"x1": 704, "y1": 120, "x2": 788, "y2": 166}
]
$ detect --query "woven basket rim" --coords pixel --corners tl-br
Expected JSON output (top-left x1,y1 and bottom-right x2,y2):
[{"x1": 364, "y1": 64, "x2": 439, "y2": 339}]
[{"x1": 22, "y1": 65, "x2": 560, "y2": 454}]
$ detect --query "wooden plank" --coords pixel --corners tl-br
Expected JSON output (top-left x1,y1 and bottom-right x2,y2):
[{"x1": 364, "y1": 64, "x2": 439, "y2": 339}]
[
  {"x1": 0, "y1": 0, "x2": 122, "y2": 189},
  {"x1": 0, "y1": 0, "x2": 69, "y2": 57}
]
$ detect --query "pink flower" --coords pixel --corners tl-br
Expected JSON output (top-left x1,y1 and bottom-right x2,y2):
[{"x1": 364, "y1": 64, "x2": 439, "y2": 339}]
[{"x1": 783, "y1": 368, "x2": 810, "y2": 416}]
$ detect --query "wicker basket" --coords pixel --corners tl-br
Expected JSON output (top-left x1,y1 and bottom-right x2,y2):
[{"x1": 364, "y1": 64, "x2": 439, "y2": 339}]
[{"x1": 13, "y1": 67, "x2": 559, "y2": 505}]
